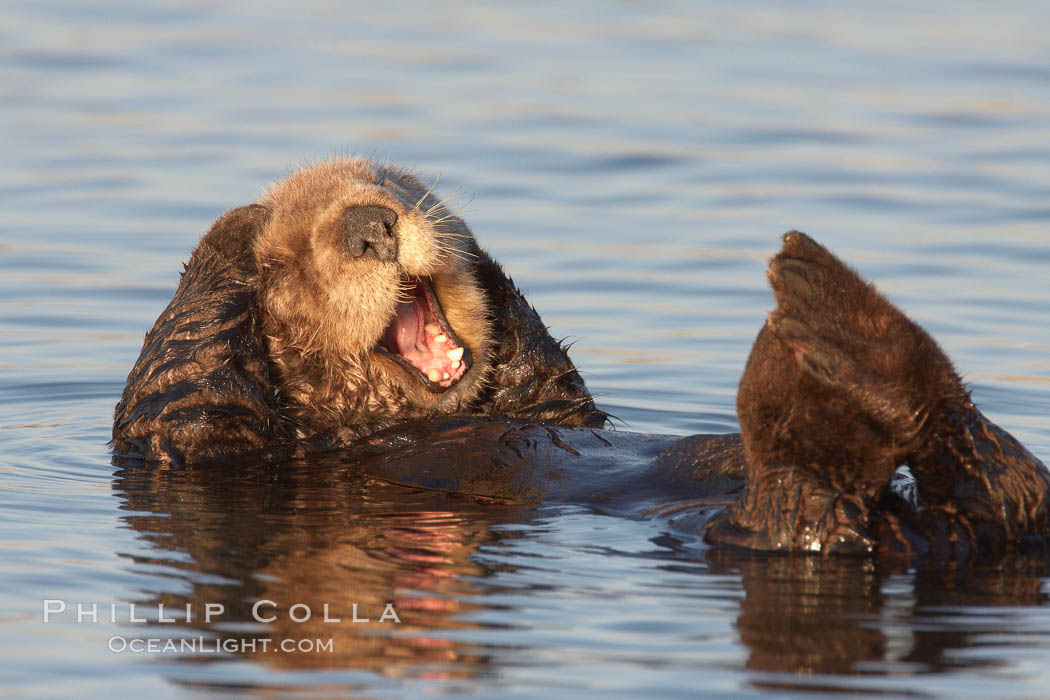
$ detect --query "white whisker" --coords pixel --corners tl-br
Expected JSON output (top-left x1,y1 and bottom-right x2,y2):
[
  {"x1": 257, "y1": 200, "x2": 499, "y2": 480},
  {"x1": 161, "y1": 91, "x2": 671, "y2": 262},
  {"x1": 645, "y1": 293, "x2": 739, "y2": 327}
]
[
  {"x1": 425, "y1": 186, "x2": 464, "y2": 218},
  {"x1": 414, "y1": 172, "x2": 443, "y2": 210}
]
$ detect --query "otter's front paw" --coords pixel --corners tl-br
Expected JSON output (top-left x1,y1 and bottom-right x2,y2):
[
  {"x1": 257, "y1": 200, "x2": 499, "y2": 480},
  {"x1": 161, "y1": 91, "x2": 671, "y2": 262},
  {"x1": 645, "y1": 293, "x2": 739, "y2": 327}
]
[
  {"x1": 705, "y1": 511, "x2": 874, "y2": 556},
  {"x1": 704, "y1": 469, "x2": 876, "y2": 556}
]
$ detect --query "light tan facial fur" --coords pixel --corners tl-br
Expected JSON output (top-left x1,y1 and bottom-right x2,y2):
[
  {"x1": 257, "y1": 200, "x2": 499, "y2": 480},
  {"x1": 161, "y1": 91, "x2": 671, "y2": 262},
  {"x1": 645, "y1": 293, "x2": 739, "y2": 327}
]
[{"x1": 252, "y1": 157, "x2": 493, "y2": 427}]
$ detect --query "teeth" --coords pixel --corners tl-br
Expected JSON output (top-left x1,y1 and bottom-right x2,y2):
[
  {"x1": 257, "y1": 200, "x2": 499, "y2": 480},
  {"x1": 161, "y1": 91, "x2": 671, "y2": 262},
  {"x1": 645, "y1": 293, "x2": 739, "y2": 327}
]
[
  {"x1": 446, "y1": 347, "x2": 464, "y2": 362},
  {"x1": 434, "y1": 334, "x2": 447, "y2": 344},
  {"x1": 451, "y1": 361, "x2": 460, "y2": 369},
  {"x1": 427, "y1": 369, "x2": 441, "y2": 383},
  {"x1": 424, "y1": 323, "x2": 440, "y2": 335}
]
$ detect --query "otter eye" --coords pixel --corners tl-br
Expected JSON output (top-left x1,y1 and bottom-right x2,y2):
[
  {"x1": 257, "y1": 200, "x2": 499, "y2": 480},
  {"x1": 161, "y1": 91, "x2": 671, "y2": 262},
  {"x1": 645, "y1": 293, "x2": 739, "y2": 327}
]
[{"x1": 343, "y1": 205, "x2": 398, "y2": 261}]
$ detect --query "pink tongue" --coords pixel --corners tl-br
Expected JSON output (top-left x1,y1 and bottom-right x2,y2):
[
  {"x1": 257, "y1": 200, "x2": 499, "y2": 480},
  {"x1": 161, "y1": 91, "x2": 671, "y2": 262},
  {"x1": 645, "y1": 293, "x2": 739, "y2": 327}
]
[
  {"x1": 380, "y1": 290, "x2": 468, "y2": 387},
  {"x1": 391, "y1": 299, "x2": 424, "y2": 357}
]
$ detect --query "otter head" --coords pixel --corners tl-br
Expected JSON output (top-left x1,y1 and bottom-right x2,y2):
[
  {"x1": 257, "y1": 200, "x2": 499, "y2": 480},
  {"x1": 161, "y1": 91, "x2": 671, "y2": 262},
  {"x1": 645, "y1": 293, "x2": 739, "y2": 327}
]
[{"x1": 253, "y1": 157, "x2": 493, "y2": 420}]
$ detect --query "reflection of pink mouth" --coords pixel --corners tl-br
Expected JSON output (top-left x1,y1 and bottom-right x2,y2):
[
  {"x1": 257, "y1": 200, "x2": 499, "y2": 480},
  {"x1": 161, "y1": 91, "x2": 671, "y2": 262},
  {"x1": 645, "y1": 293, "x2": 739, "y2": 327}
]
[{"x1": 378, "y1": 278, "x2": 471, "y2": 390}]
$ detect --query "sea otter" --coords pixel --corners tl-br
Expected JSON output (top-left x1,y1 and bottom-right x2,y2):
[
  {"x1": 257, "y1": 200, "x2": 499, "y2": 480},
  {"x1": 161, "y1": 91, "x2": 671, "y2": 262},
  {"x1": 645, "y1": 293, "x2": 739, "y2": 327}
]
[
  {"x1": 114, "y1": 158, "x2": 604, "y2": 464},
  {"x1": 113, "y1": 157, "x2": 1050, "y2": 560}
]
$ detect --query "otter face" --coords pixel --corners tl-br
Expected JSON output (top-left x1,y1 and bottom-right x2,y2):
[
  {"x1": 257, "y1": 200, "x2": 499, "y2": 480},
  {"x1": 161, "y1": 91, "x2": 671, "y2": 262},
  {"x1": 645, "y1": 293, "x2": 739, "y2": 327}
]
[{"x1": 253, "y1": 157, "x2": 493, "y2": 415}]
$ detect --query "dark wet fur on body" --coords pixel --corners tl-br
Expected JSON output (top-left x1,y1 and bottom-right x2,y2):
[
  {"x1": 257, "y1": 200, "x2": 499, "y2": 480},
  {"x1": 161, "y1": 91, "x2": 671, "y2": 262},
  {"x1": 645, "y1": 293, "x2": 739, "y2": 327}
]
[{"x1": 113, "y1": 159, "x2": 1050, "y2": 561}]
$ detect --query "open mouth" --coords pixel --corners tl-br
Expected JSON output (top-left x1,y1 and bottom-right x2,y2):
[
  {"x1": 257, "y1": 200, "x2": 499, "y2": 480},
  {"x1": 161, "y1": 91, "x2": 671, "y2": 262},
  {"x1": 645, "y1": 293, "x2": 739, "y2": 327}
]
[{"x1": 377, "y1": 278, "x2": 472, "y2": 390}]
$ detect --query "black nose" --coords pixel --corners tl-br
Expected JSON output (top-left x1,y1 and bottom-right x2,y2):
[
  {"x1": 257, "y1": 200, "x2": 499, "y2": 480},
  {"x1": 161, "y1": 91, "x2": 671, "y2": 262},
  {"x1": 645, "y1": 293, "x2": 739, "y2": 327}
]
[{"x1": 343, "y1": 205, "x2": 398, "y2": 262}]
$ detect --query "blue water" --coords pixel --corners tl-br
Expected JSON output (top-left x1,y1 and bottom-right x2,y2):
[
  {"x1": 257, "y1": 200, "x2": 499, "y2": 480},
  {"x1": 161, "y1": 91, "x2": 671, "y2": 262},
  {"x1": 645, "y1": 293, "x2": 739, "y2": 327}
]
[{"x1": 3, "y1": 1, "x2": 1050, "y2": 696}]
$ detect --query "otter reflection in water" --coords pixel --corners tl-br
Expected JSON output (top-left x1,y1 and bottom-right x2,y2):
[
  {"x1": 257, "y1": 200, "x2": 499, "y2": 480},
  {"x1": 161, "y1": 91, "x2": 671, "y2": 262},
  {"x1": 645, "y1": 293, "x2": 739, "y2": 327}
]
[
  {"x1": 113, "y1": 460, "x2": 1050, "y2": 681},
  {"x1": 114, "y1": 459, "x2": 531, "y2": 675},
  {"x1": 113, "y1": 157, "x2": 1050, "y2": 560}
]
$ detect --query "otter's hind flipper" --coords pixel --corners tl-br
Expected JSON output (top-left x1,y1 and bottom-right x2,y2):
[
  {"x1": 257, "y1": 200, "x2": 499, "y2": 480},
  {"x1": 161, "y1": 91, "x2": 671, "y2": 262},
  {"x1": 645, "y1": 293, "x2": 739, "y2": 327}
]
[
  {"x1": 708, "y1": 231, "x2": 1050, "y2": 557},
  {"x1": 764, "y1": 231, "x2": 964, "y2": 448},
  {"x1": 709, "y1": 233, "x2": 911, "y2": 554}
]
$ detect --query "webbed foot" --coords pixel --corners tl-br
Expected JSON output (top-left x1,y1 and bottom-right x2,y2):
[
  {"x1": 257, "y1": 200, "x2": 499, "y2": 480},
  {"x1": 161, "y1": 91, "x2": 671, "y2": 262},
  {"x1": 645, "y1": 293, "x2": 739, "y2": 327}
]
[{"x1": 719, "y1": 232, "x2": 1050, "y2": 558}]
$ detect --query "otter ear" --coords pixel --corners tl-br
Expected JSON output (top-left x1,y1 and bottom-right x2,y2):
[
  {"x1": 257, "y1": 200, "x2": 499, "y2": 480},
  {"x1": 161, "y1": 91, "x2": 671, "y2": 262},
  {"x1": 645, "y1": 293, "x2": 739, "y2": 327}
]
[{"x1": 198, "y1": 204, "x2": 272, "y2": 269}]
